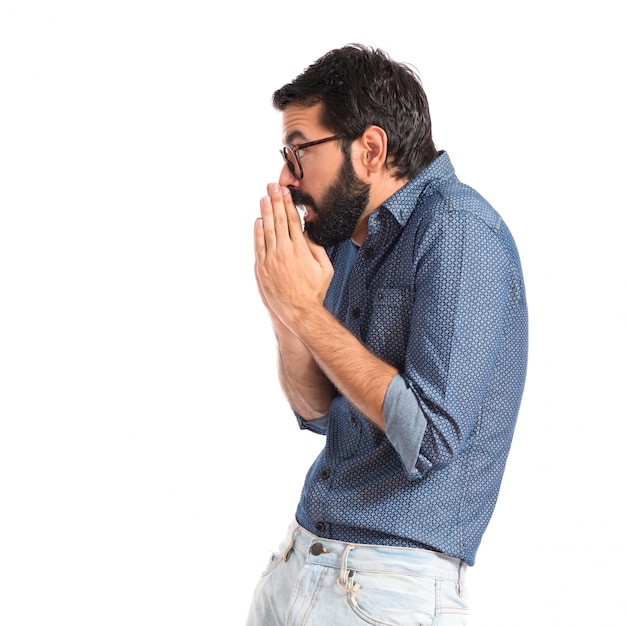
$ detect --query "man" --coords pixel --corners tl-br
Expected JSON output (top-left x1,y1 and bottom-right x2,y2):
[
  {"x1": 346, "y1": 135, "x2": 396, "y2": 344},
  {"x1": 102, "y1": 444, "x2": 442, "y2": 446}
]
[{"x1": 249, "y1": 44, "x2": 527, "y2": 625}]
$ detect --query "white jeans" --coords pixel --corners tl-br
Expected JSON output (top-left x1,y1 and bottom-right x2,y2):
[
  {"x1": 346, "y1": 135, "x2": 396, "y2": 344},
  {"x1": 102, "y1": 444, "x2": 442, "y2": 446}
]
[{"x1": 246, "y1": 519, "x2": 469, "y2": 626}]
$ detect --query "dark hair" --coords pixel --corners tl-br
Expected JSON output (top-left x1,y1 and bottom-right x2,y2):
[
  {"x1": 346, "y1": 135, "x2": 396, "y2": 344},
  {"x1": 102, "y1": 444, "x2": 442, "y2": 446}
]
[{"x1": 272, "y1": 44, "x2": 438, "y2": 179}]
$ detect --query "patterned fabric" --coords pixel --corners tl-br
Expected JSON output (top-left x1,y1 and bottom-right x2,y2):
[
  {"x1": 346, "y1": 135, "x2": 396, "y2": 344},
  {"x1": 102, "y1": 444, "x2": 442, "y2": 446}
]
[{"x1": 295, "y1": 151, "x2": 528, "y2": 566}]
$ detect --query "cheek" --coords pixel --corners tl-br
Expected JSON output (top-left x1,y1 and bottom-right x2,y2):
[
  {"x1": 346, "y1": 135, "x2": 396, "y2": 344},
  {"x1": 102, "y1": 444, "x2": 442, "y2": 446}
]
[
  {"x1": 310, "y1": 152, "x2": 343, "y2": 186},
  {"x1": 307, "y1": 169, "x2": 338, "y2": 204}
]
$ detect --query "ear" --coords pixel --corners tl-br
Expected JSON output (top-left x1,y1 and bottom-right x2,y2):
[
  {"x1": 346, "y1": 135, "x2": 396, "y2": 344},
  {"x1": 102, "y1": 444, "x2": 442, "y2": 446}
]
[{"x1": 353, "y1": 125, "x2": 388, "y2": 176}]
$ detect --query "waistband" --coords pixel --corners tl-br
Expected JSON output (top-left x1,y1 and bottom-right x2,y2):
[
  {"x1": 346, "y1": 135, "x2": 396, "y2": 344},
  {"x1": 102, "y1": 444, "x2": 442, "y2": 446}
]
[{"x1": 283, "y1": 519, "x2": 465, "y2": 583}]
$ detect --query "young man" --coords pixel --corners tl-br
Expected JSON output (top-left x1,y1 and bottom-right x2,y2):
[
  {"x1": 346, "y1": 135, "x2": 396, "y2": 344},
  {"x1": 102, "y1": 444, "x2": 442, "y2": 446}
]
[{"x1": 250, "y1": 44, "x2": 528, "y2": 625}]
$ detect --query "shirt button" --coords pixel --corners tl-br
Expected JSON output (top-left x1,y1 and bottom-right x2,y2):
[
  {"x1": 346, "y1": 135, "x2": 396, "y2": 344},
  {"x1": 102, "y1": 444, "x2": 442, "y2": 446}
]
[
  {"x1": 321, "y1": 468, "x2": 330, "y2": 479},
  {"x1": 350, "y1": 416, "x2": 358, "y2": 426},
  {"x1": 363, "y1": 247, "x2": 374, "y2": 260},
  {"x1": 315, "y1": 522, "x2": 325, "y2": 533},
  {"x1": 351, "y1": 308, "x2": 360, "y2": 318}
]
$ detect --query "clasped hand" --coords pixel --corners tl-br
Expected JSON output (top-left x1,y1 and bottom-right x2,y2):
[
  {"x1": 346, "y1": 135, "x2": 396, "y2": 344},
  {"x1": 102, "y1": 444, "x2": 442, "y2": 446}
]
[{"x1": 254, "y1": 183, "x2": 334, "y2": 333}]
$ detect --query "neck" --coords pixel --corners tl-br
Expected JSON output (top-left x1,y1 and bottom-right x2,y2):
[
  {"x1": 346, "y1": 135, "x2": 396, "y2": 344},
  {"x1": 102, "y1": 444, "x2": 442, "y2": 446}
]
[{"x1": 351, "y1": 174, "x2": 409, "y2": 246}]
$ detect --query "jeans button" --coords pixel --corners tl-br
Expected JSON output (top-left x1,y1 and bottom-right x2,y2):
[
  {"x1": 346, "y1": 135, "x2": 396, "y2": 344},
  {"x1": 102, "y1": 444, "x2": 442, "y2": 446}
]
[{"x1": 310, "y1": 542, "x2": 324, "y2": 556}]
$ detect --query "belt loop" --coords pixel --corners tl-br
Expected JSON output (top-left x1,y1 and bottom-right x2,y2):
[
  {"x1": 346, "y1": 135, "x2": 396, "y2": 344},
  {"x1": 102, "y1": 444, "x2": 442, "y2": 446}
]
[
  {"x1": 457, "y1": 561, "x2": 467, "y2": 597},
  {"x1": 337, "y1": 544, "x2": 355, "y2": 589},
  {"x1": 283, "y1": 522, "x2": 299, "y2": 562}
]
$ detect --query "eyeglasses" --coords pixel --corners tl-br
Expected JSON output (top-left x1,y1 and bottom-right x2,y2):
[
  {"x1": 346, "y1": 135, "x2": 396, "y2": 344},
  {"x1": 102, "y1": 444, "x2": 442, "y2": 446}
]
[{"x1": 280, "y1": 134, "x2": 344, "y2": 180}]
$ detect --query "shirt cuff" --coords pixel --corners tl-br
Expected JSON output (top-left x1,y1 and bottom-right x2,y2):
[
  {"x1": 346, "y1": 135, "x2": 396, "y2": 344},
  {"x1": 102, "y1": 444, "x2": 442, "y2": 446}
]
[
  {"x1": 384, "y1": 374, "x2": 427, "y2": 475},
  {"x1": 295, "y1": 412, "x2": 329, "y2": 435}
]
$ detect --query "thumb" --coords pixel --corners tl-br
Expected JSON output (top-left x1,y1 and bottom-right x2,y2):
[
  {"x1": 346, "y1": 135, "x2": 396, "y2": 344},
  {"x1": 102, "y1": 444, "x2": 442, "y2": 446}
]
[{"x1": 305, "y1": 235, "x2": 333, "y2": 273}]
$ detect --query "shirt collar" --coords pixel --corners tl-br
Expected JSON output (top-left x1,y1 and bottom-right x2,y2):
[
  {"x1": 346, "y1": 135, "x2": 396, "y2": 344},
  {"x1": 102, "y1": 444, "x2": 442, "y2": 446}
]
[{"x1": 379, "y1": 150, "x2": 456, "y2": 227}]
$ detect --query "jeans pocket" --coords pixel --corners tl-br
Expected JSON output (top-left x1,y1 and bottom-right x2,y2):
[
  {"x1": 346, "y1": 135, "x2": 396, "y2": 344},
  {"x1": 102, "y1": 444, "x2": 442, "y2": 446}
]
[
  {"x1": 259, "y1": 551, "x2": 283, "y2": 578},
  {"x1": 346, "y1": 570, "x2": 435, "y2": 625},
  {"x1": 433, "y1": 579, "x2": 469, "y2": 624}
]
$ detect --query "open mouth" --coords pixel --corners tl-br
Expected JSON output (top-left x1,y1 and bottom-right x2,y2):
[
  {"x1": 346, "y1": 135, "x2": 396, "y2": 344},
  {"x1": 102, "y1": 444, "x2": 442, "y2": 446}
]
[{"x1": 296, "y1": 204, "x2": 308, "y2": 229}]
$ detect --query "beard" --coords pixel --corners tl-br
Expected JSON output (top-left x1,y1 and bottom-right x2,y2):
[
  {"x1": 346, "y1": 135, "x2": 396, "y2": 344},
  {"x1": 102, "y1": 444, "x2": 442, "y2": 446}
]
[{"x1": 290, "y1": 155, "x2": 370, "y2": 247}]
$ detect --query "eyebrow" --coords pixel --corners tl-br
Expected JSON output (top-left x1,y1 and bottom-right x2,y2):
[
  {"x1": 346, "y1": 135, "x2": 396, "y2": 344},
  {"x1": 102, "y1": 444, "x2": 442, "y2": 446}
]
[{"x1": 284, "y1": 130, "x2": 307, "y2": 145}]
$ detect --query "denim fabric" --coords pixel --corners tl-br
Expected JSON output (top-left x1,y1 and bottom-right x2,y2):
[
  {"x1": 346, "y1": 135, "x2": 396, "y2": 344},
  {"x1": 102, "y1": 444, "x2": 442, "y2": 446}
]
[
  {"x1": 295, "y1": 151, "x2": 528, "y2": 565},
  {"x1": 246, "y1": 520, "x2": 469, "y2": 626}
]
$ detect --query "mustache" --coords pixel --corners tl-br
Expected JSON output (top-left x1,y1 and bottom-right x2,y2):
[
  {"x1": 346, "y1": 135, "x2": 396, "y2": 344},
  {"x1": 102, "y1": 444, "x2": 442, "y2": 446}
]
[{"x1": 288, "y1": 187, "x2": 315, "y2": 209}]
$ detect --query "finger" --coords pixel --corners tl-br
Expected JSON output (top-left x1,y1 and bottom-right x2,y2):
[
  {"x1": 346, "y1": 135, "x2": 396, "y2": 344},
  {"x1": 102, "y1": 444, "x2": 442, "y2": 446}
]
[
  {"x1": 254, "y1": 216, "x2": 267, "y2": 264},
  {"x1": 279, "y1": 186, "x2": 305, "y2": 239},
  {"x1": 267, "y1": 183, "x2": 291, "y2": 242},
  {"x1": 258, "y1": 194, "x2": 276, "y2": 252}
]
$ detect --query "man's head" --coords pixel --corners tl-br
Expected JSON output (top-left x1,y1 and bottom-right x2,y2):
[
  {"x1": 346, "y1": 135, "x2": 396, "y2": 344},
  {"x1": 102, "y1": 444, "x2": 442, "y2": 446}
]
[
  {"x1": 273, "y1": 44, "x2": 438, "y2": 181},
  {"x1": 273, "y1": 44, "x2": 437, "y2": 247}
]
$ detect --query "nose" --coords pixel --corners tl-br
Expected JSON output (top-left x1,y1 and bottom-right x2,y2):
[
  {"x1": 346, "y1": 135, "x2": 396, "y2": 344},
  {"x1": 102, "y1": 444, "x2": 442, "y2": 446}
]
[{"x1": 278, "y1": 162, "x2": 300, "y2": 187}]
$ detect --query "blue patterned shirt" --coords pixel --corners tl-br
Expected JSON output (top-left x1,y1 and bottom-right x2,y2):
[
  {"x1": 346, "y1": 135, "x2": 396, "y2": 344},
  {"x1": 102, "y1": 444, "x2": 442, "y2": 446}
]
[{"x1": 295, "y1": 151, "x2": 528, "y2": 566}]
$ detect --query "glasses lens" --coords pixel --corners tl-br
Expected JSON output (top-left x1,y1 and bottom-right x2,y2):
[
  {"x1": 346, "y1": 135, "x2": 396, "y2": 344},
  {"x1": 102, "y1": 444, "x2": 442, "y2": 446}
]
[{"x1": 283, "y1": 146, "x2": 302, "y2": 179}]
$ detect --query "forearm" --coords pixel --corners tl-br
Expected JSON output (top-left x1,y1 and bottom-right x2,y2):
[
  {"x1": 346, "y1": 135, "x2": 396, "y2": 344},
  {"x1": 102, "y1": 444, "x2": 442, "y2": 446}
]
[
  {"x1": 275, "y1": 327, "x2": 337, "y2": 421},
  {"x1": 288, "y1": 304, "x2": 398, "y2": 432}
]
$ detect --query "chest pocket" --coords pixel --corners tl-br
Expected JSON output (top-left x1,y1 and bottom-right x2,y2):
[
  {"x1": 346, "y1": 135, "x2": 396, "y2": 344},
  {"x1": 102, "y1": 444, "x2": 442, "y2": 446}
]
[{"x1": 365, "y1": 287, "x2": 413, "y2": 368}]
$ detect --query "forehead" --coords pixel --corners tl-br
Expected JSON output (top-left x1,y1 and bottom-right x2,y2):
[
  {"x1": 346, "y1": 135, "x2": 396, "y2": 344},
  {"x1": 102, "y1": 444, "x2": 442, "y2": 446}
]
[{"x1": 282, "y1": 103, "x2": 327, "y2": 143}]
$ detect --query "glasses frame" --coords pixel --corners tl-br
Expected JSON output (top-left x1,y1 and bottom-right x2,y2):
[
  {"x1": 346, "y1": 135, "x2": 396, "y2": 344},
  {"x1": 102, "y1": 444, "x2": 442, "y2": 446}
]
[{"x1": 280, "y1": 134, "x2": 345, "y2": 180}]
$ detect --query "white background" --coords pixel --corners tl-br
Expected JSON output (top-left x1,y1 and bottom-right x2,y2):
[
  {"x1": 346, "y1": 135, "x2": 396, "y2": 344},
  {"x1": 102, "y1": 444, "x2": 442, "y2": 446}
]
[{"x1": 1, "y1": 1, "x2": 624, "y2": 624}]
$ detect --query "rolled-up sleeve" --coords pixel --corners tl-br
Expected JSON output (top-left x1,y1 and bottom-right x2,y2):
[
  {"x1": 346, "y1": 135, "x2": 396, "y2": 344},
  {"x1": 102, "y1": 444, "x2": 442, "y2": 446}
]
[
  {"x1": 385, "y1": 207, "x2": 513, "y2": 479},
  {"x1": 384, "y1": 374, "x2": 427, "y2": 475},
  {"x1": 296, "y1": 412, "x2": 329, "y2": 434}
]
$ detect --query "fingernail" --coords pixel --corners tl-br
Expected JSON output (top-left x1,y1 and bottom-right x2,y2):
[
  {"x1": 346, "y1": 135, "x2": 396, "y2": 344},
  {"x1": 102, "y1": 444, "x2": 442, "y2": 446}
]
[{"x1": 269, "y1": 183, "x2": 280, "y2": 193}]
